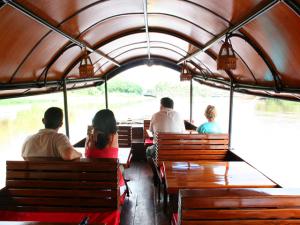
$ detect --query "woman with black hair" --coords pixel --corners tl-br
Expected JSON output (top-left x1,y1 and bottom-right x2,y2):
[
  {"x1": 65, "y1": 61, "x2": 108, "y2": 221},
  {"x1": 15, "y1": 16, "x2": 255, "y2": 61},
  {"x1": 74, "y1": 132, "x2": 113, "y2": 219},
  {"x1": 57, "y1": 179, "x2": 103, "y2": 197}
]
[
  {"x1": 85, "y1": 109, "x2": 126, "y2": 199},
  {"x1": 85, "y1": 109, "x2": 119, "y2": 157}
]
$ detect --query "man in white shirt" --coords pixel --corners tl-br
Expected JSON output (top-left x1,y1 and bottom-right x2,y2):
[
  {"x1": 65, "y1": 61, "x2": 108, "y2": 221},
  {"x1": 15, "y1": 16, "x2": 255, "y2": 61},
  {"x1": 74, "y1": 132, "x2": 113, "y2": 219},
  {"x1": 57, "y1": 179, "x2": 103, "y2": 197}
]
[
  {"x1": 22, "y1": 107, "x2": 82, "y2": 160},
  {"x1": 146, "y1": 97, "x2": 185, "y2": 159}
]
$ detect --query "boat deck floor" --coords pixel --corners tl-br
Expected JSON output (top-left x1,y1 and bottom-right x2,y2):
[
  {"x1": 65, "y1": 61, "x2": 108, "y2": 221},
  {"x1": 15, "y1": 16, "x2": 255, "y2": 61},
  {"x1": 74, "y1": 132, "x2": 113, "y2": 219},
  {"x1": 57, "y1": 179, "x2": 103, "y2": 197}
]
[{"x1": 121, "y1": 161, "x2": 169, "y2": 225}]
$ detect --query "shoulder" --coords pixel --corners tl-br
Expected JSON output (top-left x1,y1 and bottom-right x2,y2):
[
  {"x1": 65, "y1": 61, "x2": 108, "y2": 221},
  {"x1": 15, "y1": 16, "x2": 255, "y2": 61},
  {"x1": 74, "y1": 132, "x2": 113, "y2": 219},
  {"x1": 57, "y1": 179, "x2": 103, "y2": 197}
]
[
  {"x1": 173, "y1": 110, "x2": 182, "y2": 117},
  {"x1": 55, "y1": 133, "x2": 72, "y2": 145},
  {"x1": 200, "y1": 122, "x2": 209, "y2": 127},
  {"x1": 152, "y1": 111, "x2": 161, "y2": 117},
  {"x1": 197, "y1": 122, "x2": 208, "y2": 133},
  {"x1": 151, "y1": 111, "x2": 161, "y2": 121},
  {"x1": 55, "y1": 132, "x2": 69, "y2": 139}
]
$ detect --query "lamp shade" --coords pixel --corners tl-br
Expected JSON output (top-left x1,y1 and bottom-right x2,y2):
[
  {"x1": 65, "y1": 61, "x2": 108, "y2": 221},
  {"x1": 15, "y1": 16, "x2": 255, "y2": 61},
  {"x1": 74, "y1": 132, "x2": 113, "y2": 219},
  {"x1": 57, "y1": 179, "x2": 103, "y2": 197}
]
[
  {"x1": 217, "y1": 37, "x2": 237, "y2": 70},
  {"x1": 180, "y1": 62, "x2": 193, "y2": 81},
  {"x1": 79, "y1": 49, "x2": 94, "y2": 78}
]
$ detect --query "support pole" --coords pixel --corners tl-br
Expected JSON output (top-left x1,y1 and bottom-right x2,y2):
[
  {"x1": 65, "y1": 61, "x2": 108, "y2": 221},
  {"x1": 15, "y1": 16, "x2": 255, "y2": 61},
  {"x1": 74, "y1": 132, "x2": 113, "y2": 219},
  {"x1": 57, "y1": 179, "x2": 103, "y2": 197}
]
[
  {"x1": 62, "y1": 79, "x2": 70, "y2": 138},
  {"x1": 105, "y1": 75, "x2": 108, "y2": 109},
  {"x1": 190, "y1": 79, "x2": 193, "y2": 123},
  {"x1": 228, "y1": 81, "x2": 234, "y2": 148}
]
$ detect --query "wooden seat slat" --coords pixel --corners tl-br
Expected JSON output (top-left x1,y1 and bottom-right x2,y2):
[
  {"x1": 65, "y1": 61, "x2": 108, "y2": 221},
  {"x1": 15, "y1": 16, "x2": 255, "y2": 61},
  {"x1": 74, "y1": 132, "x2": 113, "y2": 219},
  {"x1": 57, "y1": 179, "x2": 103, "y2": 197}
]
[
  {"x1": 7, "y1": 159, "x2": 118, "y2": 172},
  {"x1": 158, "y1": 150, "x2": 228, "y2": 155},
  {"x1": 178, "y1": 188, "x2": 300, "y2": 225},
  {"x1": 182, "y1": 197, "x2": 300, "y2": 208},
  {"x1": 158, "y1": 145, "x2": 228, "y2": 152},
  {"x1": 158, "y1": 140, "x2": 229, "y2": 145},
  {"x1": 117, "y1": 125, "x2": 132, "y2": 148},
  {"x1": 6, "y1": 171, "x2": 117, "y2": 181},
  {"x1": 159, "y1": 145, "x2": 228, "y2": 150},
  {"x1": 179, "y1": 188, "x2": 300, "y2": 197},
  {"x1": 158, "y1": 133, "x2": 229, "y2": 139},
  {"x1": 2, "y1": 206, "x2": 115, "y2": 213},
  {"x1": 159, "y1": 155, "x2": 226, "y2": 161},
  {"x1": 7, "y1": 189, "x2": 118, "y2": 198},
  {"x1": 6, "y1": 180, "x2": 118, "y2": 189},
  {"x1": 182, "y1": 208, "x2": 300, "y2": 220},
  {"x1": 5, "y1": 197, "x2": 117, "y2": 207}
]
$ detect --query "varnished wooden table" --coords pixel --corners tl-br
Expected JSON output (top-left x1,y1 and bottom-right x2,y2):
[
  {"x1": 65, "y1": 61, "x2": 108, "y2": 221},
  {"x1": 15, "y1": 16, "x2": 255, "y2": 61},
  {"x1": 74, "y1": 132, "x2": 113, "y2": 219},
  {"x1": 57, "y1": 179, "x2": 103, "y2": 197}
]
[
  {"x1": 164, "y1": 161, "x2": 277, "y2": 194},
  {"x1": 163, "y1": 160, "x2": 278, "y2": 213},
  {"x1": 118, "y1": 147, "x2": 132, "y2": 167}
]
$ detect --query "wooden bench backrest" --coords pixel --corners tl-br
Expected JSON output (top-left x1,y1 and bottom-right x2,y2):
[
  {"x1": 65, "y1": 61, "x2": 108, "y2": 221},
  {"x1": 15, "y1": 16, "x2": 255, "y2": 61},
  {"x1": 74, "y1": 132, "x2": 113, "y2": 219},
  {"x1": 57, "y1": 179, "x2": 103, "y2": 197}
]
[
  {"x1": 2, "y1": 158, "x2": 119, "y2": 212},
  {"x1": 156, "y1": 133, "x2": 229, "y2": 164},
  {"x1": 143, "y1": 119, "x2": 151, "y2": 139},
  {"x1": 179, "y1": 188, "x2": 300, "y2": 224},
  {"x1": 118, "y1": 125, "x2": 132, "y2": 147}
]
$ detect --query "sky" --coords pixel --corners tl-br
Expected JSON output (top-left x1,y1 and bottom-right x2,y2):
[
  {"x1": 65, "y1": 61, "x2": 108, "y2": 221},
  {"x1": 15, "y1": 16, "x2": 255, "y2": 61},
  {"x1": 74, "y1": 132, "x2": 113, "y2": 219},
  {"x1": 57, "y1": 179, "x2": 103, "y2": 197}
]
[{"x1": 117, "y1": 65, "x2": 180, "y2": 89}]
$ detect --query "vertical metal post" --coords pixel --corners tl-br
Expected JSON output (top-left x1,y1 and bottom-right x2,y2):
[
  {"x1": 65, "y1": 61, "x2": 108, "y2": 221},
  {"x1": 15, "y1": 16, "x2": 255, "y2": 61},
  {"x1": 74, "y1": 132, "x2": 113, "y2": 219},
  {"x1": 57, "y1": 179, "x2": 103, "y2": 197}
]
[
  {"x1": 228, "y1": 81, "x2": 234, "y2": 148},
  {"x1": 62, "y1": 79, "x2": 70, "y2": 138},
  {"x1": 104, "y1": 74, "x2": 108, "y2": 109},
  {"x1": 189, "y1": 79, "x2": 193, "y2": 122}
]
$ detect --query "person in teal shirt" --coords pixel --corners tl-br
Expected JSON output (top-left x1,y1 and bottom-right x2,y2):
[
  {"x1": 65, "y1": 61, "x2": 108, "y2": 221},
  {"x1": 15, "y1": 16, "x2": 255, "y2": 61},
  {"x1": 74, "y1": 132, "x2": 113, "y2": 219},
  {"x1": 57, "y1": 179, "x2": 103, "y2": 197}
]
[{"x1": 197, "y1": 105, "x2": 221, "y2": 134}]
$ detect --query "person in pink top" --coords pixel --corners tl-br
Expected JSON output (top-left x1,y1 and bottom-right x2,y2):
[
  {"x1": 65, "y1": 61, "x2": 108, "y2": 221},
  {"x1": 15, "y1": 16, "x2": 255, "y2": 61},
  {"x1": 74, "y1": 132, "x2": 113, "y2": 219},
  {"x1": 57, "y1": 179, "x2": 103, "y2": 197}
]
[
  {"x1": 85, "y1": 109, "x2": 125, "y2": 190},
  {"x1": 85, "y1": 109, "x2": 119, "y2": 158}
]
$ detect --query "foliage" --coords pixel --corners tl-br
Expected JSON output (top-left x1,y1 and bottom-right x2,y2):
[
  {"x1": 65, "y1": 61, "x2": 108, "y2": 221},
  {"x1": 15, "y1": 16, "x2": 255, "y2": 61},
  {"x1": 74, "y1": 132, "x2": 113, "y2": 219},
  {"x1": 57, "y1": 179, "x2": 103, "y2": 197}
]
[
  {"x1": 107, "y1": 79, "x2": 143, "y2": 94},
  {"x1": 256, "y1": 98, "x2": 300, "y2": 113}
]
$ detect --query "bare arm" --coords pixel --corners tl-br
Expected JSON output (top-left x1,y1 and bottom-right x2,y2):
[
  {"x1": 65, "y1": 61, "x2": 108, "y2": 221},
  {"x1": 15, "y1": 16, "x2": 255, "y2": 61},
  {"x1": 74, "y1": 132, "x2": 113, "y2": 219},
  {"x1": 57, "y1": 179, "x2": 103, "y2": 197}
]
[
  {"x1": 56, "y1": 133, "x2": 82, "y2": 160},
  {"x1": 61, "y1": 147, "x2": 82, "y2": 160},
  {"x1": 111, "y1": 133, "x2": 119, "y2": 148}
]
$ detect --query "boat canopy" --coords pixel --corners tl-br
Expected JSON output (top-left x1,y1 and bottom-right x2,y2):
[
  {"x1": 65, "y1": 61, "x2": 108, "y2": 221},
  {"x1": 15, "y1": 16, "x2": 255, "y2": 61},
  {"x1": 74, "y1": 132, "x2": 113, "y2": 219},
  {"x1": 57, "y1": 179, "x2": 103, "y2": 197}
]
[{"x1": 0, "y1": 0, "x2": 300, "y2": 101}]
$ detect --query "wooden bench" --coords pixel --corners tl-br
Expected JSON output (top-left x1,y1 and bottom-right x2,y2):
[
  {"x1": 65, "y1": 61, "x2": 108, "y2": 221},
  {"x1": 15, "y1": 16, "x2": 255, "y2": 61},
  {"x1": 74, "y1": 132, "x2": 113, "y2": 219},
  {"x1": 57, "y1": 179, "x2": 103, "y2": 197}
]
[
  {"x1": 154, "y1": 132, "x2": 241, "y2": 204},
  {"x1": 117, "y1": 125, "x2": 132, "y2": 148},
  {"x1": 143, "y1": 119, "x2": 153, "y2": 146},
  {"x1": 156, "y1": 133, "x2": 230, "y2": 165},
  {"x1": 0, "y1": 158, "x2": 121, "y2": 224},
  {"x1": 176, "y1": 188, "x2": 300, "y2": 225}
]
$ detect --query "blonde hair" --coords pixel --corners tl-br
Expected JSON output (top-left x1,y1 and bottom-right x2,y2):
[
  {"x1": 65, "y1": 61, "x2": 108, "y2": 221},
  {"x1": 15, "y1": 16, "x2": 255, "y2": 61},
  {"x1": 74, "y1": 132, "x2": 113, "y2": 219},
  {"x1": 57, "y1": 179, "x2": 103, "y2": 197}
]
[{"x1": 205, "y1": 105, "x2": 217, "y2": 120}]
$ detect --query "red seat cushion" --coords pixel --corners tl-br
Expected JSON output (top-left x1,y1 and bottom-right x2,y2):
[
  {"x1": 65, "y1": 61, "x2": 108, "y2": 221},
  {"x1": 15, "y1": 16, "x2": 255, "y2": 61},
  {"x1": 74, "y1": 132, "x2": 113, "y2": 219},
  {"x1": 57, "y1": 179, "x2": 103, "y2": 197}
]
[
  {"x1": 0, "y1": 210, "x2": 120, "y2": 225},
  {"x1": 144, "y1": 138, "x2": 153, "y2": 145}
]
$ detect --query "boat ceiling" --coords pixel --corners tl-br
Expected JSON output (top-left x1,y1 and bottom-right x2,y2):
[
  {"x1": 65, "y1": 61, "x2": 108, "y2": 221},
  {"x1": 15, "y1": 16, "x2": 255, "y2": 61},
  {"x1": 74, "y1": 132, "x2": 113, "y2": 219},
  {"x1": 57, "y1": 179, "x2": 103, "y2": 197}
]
[{"x1": 0, "y1": 0, "x2": 300, "y2": 101}]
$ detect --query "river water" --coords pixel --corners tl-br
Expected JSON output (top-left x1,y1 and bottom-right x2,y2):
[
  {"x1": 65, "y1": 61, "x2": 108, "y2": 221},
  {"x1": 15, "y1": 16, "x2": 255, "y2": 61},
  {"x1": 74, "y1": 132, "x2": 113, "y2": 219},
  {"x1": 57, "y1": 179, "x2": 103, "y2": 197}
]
[{"x1": 1, "y1": 93, "x2": 300, "y2": 188}]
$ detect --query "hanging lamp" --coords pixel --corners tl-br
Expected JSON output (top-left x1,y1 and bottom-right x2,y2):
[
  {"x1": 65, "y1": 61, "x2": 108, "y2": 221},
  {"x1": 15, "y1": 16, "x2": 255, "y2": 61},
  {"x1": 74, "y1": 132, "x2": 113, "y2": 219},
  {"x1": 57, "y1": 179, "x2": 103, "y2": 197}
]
[
  {"x1": 79, "y1": 48, "x2": 94, "y2": 78},
  {"x1": 217, "y1": 36, "x2": 237, "y2": 70},
  {"x1": 180, "y1": 61, "x2": 193, "y2": 81}
]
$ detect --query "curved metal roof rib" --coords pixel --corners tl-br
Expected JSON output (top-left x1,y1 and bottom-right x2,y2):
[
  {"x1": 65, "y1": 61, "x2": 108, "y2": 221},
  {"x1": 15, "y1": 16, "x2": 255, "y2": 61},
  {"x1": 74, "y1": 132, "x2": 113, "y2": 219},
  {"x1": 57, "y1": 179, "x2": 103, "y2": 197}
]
[{"x1": 0, "y1": 0, "x2": 299, "y2": 101}]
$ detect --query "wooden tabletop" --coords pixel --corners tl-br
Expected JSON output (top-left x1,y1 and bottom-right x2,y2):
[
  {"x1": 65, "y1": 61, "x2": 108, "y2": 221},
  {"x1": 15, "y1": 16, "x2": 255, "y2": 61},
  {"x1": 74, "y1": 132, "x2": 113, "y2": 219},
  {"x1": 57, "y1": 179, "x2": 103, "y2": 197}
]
[
  {"x1": 164, "y1": 161, "x2": 277, "y2": 194},
  {"x1": 75, "y1": 147, "x2": 131, "y2": 166},
  {"x1": 118, "y1": 147, "x2": 132, "y2": 166}
]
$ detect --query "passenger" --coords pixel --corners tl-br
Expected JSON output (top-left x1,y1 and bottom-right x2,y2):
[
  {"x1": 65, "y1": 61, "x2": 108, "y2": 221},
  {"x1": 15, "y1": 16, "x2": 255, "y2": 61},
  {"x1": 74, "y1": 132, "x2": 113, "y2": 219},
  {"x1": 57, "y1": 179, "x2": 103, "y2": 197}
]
[
  {"x1": 85, "y1": 109, "x2": 119, "y2": 158},
  {"x1": 84, "y1": 109, "x2": 126, "y2": 196},
  {"x1": 197, "y1": 105, "x2": 221, "y2": 134},
  {"x1": 146, "y1": 97, "x2": 185, "y2": 159},
  {"x1": 22, "y1": 107, "x2": 82, "y2": 160}
]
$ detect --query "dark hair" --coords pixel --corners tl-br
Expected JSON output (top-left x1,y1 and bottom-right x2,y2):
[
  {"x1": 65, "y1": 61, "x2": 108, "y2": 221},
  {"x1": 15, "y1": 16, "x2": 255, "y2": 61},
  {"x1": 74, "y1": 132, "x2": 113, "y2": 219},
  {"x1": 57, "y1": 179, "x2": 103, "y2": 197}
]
[
  {"x1": 43, "y1": 107, "x2": 63, "y2": 129},
  {"x1": 160, "y1": 97, "x2": 174, "y2": 109},
  {"x1": 92, "y1": 109, "x2": 117, "y2": 149}
]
